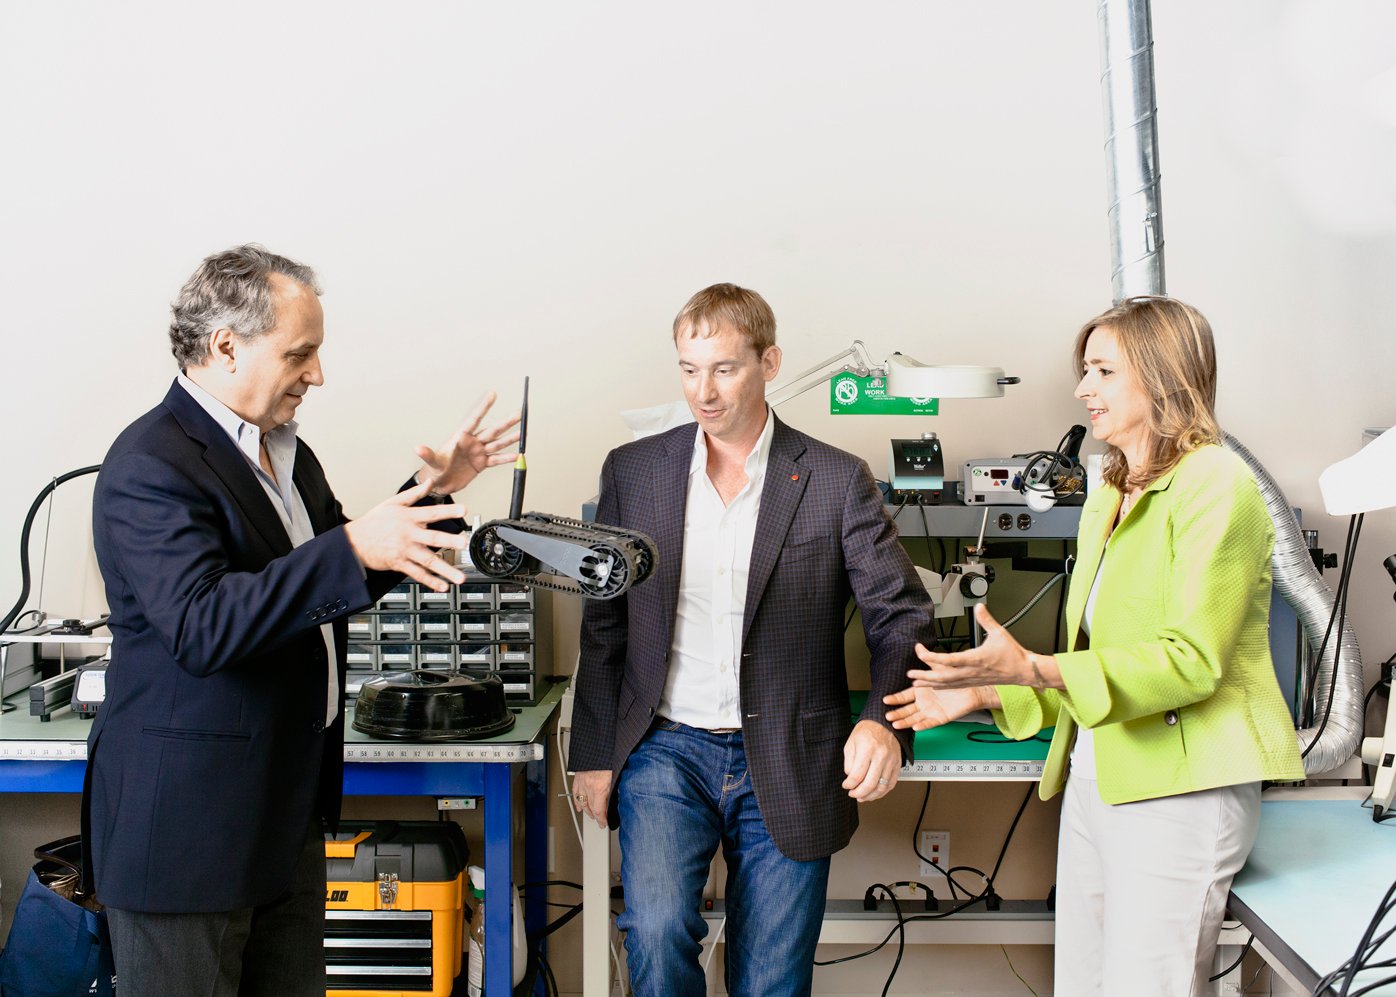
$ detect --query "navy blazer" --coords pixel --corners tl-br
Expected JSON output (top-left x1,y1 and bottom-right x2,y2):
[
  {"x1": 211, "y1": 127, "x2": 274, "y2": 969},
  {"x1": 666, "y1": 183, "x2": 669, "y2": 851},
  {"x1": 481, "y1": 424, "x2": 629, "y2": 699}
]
[
  {"x1": 569, "y1": 417, "x2": 933, "y2": 862},
  {"x1": 83, "y1": 381, "x2": 399, "y2": 912}
]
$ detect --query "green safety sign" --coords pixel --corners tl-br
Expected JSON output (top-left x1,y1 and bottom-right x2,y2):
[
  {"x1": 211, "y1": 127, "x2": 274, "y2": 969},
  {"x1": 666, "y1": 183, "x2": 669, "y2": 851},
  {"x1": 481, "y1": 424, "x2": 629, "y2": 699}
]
[{"x1": 829, "y1": 374, "x2": 939, "y2": 416}]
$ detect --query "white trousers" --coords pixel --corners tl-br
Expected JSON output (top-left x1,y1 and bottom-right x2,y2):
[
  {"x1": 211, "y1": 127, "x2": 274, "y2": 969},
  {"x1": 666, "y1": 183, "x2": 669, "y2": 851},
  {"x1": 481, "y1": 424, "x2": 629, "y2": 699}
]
[{"x1": 1053, "y1": 776, "x2": 1261, "y2": 997}]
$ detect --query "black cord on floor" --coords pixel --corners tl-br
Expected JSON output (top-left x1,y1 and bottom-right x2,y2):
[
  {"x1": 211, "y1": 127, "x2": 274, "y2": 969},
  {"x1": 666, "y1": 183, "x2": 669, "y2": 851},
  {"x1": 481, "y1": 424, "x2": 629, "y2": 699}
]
[
  {"x1": 813, "y1": 882, "x2": 907, "y2": 997},
  {"x1": 538, "y1": 950, "x2": 559, "y2": 997},
  {"x1": 1208, "y1": 932, "x2": 1253, "y2": 983}
]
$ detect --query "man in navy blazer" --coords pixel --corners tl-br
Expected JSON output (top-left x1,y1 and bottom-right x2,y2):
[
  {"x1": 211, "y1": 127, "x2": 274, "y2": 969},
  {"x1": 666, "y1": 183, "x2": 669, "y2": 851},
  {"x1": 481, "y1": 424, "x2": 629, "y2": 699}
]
[
  {"x1": 84, "y1": 245, "x2": 517, "y2": 996},
  {"x1": 568, "y1": 284, "x2": 934, "y2": 996}
]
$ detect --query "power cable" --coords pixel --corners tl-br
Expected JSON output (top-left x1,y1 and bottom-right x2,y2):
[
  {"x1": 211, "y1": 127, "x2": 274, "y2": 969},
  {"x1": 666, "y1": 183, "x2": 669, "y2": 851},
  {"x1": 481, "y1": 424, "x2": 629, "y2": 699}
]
[
  {"x1": 1310, "y1": 876, "x2": 1396, "y2": 996},
  {"x1": 1207, "y1": 932, "x2": 1253, "y2": 983},
  {"x1": 1302, "y1": 514, "x2": 1362, "y2": 759},
  {"x1": 819, "y1": 781, "x2": 1038, "y2": 985},
  {"x1": 0, "y1": 465, "x2": 102, "y2": 636}
]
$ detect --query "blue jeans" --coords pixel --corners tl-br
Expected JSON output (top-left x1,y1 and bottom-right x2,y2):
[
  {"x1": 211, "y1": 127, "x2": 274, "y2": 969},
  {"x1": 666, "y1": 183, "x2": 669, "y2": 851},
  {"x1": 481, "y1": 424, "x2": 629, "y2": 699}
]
[{"x1": 615, "y1": 720, "x2": 830, "y2": 997}]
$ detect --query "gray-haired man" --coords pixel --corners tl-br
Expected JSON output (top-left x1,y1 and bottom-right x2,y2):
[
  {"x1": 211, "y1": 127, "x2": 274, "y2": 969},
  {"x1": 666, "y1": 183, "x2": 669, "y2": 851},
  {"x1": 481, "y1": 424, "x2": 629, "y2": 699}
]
[{"x1": 84, "y1": 245, "x2": 517, "y2": 995}]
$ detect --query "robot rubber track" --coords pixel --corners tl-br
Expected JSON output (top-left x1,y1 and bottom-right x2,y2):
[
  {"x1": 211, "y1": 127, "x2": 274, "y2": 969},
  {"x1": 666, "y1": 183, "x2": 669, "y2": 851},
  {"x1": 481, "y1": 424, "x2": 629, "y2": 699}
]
[{"x1": 467, "y1": 512, "x2": 658, "y2": 600}]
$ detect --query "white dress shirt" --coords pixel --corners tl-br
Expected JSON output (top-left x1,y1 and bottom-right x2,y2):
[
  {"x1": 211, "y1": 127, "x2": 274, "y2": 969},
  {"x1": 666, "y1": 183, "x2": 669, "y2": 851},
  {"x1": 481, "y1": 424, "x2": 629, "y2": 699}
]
[
  {"x1": 177, "y1": 375, "x2": 339, "y2": 725},
  {"x1": 659, "y1": 408, "x2": 776, "y2": 730}
]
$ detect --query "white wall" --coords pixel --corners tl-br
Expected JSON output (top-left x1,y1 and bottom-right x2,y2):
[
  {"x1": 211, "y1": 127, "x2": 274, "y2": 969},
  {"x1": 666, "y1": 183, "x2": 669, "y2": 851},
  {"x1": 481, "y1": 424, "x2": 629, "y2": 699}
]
[{"x1": 2, "y1": 2, "x2": 1393, "y2": 993}]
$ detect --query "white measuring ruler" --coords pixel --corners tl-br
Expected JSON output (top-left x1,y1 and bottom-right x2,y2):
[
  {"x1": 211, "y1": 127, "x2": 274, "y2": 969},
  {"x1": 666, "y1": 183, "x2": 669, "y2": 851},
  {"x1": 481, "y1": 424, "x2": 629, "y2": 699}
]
[
  {"x1": 900, "y1": 759, "x2": 1043, "y2": 779},
  {"x1": 342, "y1": 743, "x2": 542, "y2": 763},
  {"x1": 1, "y1": 741, "x2": 544, "y2": 763},
  {"x1": 0, "y1": 741, "x2": 88, "y2": 761}
]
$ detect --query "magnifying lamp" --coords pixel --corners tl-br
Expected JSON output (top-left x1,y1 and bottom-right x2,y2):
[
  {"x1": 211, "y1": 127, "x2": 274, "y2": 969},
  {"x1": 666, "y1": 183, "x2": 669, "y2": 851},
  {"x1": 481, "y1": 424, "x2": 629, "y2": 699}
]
[{"x1": 883, "y1": 352, "x2": 1016, "y2": 400}]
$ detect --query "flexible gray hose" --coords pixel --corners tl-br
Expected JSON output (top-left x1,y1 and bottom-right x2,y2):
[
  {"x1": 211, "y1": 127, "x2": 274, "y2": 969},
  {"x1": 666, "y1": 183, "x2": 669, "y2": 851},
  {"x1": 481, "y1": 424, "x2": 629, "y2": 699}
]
[
  {"x1": 1224, "y1": 434, "x2": 1363, "y2": 773},
  {"x1": 1002, "y1": 573, "x2": 1068, "y2": 631}
]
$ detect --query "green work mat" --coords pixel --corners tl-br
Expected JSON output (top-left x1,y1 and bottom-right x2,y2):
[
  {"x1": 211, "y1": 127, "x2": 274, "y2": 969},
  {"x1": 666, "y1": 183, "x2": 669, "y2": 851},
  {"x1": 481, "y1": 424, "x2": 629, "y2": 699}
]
[{"x1": 849, "y1": 691, "x2": 1052, "y2": 761}]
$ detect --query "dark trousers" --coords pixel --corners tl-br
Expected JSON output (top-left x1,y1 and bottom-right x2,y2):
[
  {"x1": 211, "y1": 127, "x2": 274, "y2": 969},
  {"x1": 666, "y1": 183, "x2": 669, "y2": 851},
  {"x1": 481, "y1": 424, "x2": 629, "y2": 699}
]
[{"x1": 107, "y1": 821, "x2": 327, "y2": 997}]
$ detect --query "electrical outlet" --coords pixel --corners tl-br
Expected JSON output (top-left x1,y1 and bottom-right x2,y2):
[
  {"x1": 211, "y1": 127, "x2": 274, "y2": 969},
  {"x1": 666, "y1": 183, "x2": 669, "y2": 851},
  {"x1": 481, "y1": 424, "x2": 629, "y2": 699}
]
[
  {"x1": 919, "y1": 830, "x2": 950, "y2": 877},
  {"x1": 435, "y1": 797, "x2": 478, "y2": 810}
]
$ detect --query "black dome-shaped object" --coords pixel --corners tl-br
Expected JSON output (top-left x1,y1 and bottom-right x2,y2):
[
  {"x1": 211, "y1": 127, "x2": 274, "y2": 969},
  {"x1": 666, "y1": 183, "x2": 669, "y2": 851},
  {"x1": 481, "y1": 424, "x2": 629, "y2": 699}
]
[{"x1": 353, "y1": 670, "x2": 515, "y2": 741}]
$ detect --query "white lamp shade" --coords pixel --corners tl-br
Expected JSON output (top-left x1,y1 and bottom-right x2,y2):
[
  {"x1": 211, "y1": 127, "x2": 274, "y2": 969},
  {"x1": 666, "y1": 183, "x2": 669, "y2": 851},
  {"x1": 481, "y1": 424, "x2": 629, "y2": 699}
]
[
  {"x1": 1319, "y1": 425, "x2": 1396, "y2": 515},
  {"x1": 884, "y1": 354, "x2": 1006, "y2": 399}
]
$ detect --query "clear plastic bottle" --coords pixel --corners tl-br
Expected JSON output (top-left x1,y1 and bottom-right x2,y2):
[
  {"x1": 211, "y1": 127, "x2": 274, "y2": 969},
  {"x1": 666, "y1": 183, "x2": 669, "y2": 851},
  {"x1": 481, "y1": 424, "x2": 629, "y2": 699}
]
[{"x1": 466, "y1": 865, "x2": 486, "y2": 997}]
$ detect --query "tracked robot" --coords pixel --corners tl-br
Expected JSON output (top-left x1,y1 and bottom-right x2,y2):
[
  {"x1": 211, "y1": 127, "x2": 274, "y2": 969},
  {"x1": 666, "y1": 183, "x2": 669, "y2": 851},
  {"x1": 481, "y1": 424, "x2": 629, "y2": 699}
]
[{"x1": 467, "y1": 378, "x2": 657, "y2": 599}]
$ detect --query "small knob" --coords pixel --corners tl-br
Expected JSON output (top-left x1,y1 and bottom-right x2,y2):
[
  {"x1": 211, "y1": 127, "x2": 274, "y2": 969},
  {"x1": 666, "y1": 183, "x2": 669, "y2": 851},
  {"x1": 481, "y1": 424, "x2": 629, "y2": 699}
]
[{"x1": 960, "y1": 573, "x2": 989, "y2": 598}]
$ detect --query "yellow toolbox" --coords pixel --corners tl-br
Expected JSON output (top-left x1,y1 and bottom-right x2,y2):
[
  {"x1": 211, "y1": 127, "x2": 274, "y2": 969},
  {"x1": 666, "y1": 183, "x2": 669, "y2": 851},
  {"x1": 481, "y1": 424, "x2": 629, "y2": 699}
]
[{"x1": 324, "y1": 820, "x2": 470, "y2": 996}]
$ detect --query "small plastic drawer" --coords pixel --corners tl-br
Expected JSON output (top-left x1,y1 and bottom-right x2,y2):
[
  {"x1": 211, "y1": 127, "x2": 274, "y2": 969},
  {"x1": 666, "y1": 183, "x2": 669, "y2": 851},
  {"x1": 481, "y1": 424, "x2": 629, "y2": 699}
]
[
  {"x1": 376, "y1": 582, "x2": 416, "y2": 611},
  {"x1": 458, "y1": 582, "x2": 496, "y2": 608},
  {"x1": 377, "y1": 643, "x2": 417, "y2": 669},
  {"x1": 376, "y1": 613, "x2": 415, "y2": 638},
  {"x1": 346, "y1": 646, "x2": 379, "y2": 670},
  {"x1": 496, "y1": 612, "x2": 534, "y2": 639},
  {"x1": 417, "y1": 613, "x2": 455, "y2": 640},
  {"x1": 495, "y1": 583, "x2": 532, "y2": 606},
  {"x1": 456, "y1": 644, "x2": 495, "y2": 669},
  {"x1": 417, "y1": 644, "x2": 457, "y2": 669},
  {"x1": 496, "y1": 642, "x2": 534, "y2": 669},
  {"x1": 455, "y1": 611, "x2": 496, "y2": 639},
  {"x1": 501, "y1": 675, "x2": 536, "y2": 700},
  {"x1": 346, "y1": 613, "x2": 378, "y2": 640},
  {"x1": 344, "y1": 674, "x2": 369, "y2": 700},
  {"x1": 416, "y1": 586, "x2": 455, "y2": 611}
]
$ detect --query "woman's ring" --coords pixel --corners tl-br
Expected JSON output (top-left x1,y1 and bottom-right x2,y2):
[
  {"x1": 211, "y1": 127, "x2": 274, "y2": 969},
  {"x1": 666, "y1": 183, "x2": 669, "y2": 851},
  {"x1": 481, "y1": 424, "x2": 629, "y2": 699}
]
[
  {"x1": 877, "y1": 778, "x2": 890, "y2": 786},
  {"x1": 573, "y1": 793, "x2": 587, "y2": 802}
]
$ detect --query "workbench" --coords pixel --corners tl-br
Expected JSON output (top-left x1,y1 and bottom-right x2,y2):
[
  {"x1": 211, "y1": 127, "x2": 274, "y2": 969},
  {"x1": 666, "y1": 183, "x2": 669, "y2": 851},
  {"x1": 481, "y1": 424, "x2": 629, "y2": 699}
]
[
  {"x1": 0, "y1": 680, "x2": 566, "y2": 997},
  {"x1": 577, "y1": 712, "x2": 1053, "y2": 996},
  {"x1": 1223, "y1": 793, "x2": 1396, "y2": 996}
]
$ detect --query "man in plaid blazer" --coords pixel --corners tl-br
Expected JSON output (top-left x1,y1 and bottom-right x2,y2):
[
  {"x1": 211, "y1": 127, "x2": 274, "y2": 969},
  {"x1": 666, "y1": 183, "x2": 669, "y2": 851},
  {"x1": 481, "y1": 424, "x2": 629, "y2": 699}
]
[{"x1": 568, "y1": 283, "x2": 935, "y2": 996}]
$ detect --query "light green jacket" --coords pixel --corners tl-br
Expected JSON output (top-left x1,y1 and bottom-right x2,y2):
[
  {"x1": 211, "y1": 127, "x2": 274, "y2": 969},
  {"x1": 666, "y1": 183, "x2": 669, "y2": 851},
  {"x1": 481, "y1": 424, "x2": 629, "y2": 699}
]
[{"x1": 994, "y1": 445, "x2": 1305, "y2": 803}]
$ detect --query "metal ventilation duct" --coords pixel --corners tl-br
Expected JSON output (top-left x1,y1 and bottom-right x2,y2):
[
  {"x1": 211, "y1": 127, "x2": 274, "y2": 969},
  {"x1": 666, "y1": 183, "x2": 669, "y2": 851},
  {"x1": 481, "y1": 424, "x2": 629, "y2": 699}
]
[
  {"x1": 1098, "y1": 0, "x2": 1165, "y2": 302},
  {"x1": 1097, "y1": 0, "x2": 1361, "y2": 773}
]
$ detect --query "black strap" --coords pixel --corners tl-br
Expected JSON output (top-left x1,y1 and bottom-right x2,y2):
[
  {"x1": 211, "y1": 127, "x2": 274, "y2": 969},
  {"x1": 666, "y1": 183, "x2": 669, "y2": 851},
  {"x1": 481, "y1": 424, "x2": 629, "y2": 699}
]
[{"x1": 35, "y1": 834, "x2": 82, "y2": 871}]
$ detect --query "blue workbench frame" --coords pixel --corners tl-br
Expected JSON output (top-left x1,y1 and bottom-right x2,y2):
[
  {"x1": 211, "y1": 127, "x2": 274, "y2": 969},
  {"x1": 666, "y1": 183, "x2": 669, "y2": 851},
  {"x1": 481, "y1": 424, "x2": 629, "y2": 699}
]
[{"x1": 0, "y1": 682, "x2": 565, "y2": 997}]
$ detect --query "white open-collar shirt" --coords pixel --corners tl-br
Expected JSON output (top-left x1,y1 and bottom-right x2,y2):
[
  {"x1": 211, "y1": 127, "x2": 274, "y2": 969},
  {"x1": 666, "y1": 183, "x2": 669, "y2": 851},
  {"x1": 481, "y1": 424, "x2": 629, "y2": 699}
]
[
  {"x1": 659, "y1": 407, "x2": 776, "y2": 730},
  {"x1": 177, "y1": 375, "x2": 339, "y2": 725}
]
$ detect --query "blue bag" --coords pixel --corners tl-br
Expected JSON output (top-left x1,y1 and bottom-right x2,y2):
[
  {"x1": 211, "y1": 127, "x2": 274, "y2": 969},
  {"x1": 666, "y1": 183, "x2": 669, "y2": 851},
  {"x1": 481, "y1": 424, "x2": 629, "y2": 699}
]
[{"x1": 0, "y1": 836, "x2": 115, "y2": 996}]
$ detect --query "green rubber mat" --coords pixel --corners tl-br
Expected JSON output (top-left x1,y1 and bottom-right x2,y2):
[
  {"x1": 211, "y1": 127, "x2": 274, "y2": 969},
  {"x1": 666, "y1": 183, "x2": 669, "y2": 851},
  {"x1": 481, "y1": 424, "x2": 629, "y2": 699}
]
[{"x1": 849, "y1": 691, "x2": 1052, "y2": 761}]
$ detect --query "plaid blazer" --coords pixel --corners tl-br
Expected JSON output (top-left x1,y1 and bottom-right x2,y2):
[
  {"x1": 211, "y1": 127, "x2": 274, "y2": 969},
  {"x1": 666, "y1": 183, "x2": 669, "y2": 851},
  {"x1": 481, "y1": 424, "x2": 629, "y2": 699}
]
[{"x1": 570, "y1": 416, "x2": 934, "y2": 861}]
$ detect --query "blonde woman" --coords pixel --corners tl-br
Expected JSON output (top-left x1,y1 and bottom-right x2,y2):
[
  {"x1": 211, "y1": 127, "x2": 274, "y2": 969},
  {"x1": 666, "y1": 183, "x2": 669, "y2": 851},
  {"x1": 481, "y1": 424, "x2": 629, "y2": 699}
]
[{"x1": 885, "y1": 296, "x2": 1304, "y2": 996}]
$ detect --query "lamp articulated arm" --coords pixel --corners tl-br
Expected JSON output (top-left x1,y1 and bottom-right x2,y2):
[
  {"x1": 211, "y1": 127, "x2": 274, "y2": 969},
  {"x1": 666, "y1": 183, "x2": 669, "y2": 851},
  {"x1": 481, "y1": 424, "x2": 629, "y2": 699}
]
[
  {"x1": 765, "y1": 340, "x2": 883, "y2": 408},
  {"x1": 765, "y1": 338, "x2": 1016, "y2": 408}
]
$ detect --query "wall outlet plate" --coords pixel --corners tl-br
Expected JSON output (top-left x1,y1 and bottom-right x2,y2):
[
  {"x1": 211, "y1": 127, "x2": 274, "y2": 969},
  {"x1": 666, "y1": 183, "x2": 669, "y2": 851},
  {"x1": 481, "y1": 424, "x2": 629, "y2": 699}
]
[{"x1": 919, "y1": 829, "x2": 950, "y2": 878}]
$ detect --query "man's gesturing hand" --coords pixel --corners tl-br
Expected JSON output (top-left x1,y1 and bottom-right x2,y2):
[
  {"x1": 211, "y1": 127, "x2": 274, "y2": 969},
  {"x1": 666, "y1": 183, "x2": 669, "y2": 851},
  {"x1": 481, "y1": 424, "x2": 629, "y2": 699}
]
[
  {"x1": 415, "y1": 391, "x2": 521, "y2": 497},
  {"x1": 344, "y1": 480, "x2": 469, "y2": 591}
]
